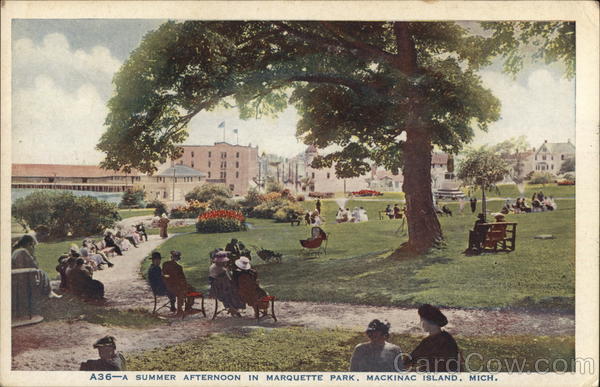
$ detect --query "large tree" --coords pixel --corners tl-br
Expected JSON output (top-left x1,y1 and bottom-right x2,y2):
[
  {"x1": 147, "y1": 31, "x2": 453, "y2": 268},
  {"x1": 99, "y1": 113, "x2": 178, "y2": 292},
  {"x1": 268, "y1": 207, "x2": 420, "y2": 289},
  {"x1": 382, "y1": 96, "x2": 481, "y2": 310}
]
[{"x1": 98, "y1": 21, "x2": 574, "y2": 254}]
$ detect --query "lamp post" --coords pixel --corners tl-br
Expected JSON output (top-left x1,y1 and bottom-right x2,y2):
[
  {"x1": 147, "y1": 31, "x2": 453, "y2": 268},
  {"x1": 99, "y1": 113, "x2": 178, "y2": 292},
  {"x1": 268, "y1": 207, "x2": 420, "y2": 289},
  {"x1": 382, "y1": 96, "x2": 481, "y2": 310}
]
[{"x1": 171, "y1": 160, "x2": 176, "y2": 203}]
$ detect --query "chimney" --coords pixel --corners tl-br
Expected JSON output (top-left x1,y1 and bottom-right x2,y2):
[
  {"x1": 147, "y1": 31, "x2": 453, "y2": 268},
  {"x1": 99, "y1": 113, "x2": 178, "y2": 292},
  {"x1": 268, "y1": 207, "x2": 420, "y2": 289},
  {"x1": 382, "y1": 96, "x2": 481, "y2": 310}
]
[
  {"x1": 567, "y1": 138, "x2": 571, "y2": 143},
  {"x1": 544, "y1": 139, "x2": 548, "y2": 143}
]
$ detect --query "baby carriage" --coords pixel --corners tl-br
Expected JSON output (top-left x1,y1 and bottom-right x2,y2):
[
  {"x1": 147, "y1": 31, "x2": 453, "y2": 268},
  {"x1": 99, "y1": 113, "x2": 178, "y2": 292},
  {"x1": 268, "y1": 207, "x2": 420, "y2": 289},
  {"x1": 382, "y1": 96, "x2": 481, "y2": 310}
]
[{"x1": 300, "y1": 226, "x2": 329, "y2": 256}]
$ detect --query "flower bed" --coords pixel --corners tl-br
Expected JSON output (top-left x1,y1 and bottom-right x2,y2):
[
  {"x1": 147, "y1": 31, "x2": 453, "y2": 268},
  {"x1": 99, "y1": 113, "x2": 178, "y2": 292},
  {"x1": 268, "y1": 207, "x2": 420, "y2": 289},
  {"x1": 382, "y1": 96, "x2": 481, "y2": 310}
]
[
  {"x1": 196, "y1": 210, "x2": 247, "y2": 233},
  {"x1": 351, "y1": 189, "x2": 383, "y2": 197}
]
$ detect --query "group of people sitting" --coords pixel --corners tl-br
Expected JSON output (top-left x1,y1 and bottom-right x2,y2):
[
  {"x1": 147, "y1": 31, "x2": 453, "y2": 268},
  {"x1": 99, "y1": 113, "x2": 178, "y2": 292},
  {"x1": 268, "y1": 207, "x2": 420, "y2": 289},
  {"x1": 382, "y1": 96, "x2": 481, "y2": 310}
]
[
  {"x1": 350, "y1": 304, "x2": 461, "y2": 372},
  {"x1": 102, "y1": 224, "x2": 148, "y2": 255},
  {"x1": 147, "y1": 243, "x2": 269, "y2": 318},
  {"x1": 500, "y1": 191, "x2": 557, "y2": 214},
  {"x1": 384, "y1": 204, "x2": 405, "y2": 219},
  {"x1": 336, "y1": 207, "x2": 368, "y2": 223},
  {"x1": 304, "y1": 210, "x2": 324, "y2": 226}
]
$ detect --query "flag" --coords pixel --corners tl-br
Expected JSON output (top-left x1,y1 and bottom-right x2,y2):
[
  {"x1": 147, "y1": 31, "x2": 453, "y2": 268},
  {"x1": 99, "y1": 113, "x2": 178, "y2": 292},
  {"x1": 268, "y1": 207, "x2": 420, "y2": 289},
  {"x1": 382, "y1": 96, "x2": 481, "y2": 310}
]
[
  {"x1": 218, "y1": 121, "x2": 225, "y2": 128},
  {"x1": 233, "y1": 129, "x2": 238, "y2": 134}
]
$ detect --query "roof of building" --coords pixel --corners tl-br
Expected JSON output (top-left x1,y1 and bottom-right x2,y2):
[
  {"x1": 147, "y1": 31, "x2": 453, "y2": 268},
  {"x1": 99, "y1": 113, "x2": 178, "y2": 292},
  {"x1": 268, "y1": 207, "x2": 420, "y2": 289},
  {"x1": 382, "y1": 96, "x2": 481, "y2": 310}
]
[
  {"x1": 12, "y1": 164, "x2": 137, "y2": 178},
  {"x1": 157, "y1": 164, "x2": 207, "y2": 177},
  {"x1": 178, "y1": 142, "x2": 257, "y2": 148},
  {"x1": 536, "y1": 141, "x2": 575, "y2": 155}
]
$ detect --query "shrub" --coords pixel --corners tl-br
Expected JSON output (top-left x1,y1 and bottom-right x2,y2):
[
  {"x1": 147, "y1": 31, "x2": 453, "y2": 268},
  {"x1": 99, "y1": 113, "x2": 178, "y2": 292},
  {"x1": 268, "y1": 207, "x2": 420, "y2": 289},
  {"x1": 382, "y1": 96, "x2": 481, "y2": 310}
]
[
  {"x1": 240, "y1": 188, "x2": 263, "y2": 209},
  {"x1": 208, "y1": 197, "x2": 241, "y2": 212},
  {"x1": 185, "y1": 184, "x2": 232, "y2": 203},
  {"x1": 146, "y1": 200, "x2": 169, "y2": 217},
  {"x1": 528, "y1": 172, "x2": 555, "y2": 185},
  {"x1": 280, "y1": 188, "x2": 296, "y2": 202},
  {"x1": 196, "y1": 210, "x2": 247, "y2": 233},
  {"x1": 265, "y1": 179, "x2": 284, "y2": 193},
  {"x1": 170, "y1": 200, "x2": 209, "y2": 219},
  {"x1": 260, "y1": 192, "x2": 282, "y2": 202},
  {"x1": 250, "y1": 198, "x2": 289, "y2": 219},
  {"x1": 12, "y1": 191, "x2": 121, "y2": 240},
  {"x1": 308, "y1": 192, "x2": 334, "y2": 198},
  {"x1": 351, "y1": 189, "x2": 382, "y2": 197},
  {"x1": 119, "y1": 188, "x2": 146, "y2": 208},
  {"x1": 273, "y1": 203, "x2": 305, "y2": 223}
]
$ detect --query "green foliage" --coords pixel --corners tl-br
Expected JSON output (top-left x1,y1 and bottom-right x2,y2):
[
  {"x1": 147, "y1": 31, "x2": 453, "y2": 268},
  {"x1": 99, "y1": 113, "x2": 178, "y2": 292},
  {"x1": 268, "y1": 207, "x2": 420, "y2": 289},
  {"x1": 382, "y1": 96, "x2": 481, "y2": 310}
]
[
  {"x1": 273, "y1": 203, "x2": 305, "y2": 222},
  {"x1": 208, "y1": 196, "x2": 241, "y2": 211},
  {"x1": 119, "y1": 188, "x2": 146, "y2": 208},
  {"x1": 559, "y1": 157, "x2": 575, "y2": 174},
  {"x1": 184, "y1": 184, "x2": 232, "y2": 203},
  {"x1": 145, "y1": 200, "x2": 169, "y2": 216},
  {"x1": 457, "y1": 149, "x2": 509, "y2": 191},
  {"x1": 126, "y1": 327, "x2": 575, "y2": 372},
  {"x1": 562, "y1": 173, "x2": 575, "y2": 182},
  {"x1": 250, "y1": 198, "x2": 289, "y2": 219},
  {"x1": 12, "y1": 191, "x2": 121, "y2": 240},
  {"x1": 528, "y1": 172, "x2": 555, "y2": 185},
  {"x1": 265, "y1": 179, "x2": 284, "y2": 193},
  {"x1": 240, "y1": 188, "x2": 264, "y2": 209},
  {"x1": 196, "y1": 217, "x2": 246, "y2": 233}
]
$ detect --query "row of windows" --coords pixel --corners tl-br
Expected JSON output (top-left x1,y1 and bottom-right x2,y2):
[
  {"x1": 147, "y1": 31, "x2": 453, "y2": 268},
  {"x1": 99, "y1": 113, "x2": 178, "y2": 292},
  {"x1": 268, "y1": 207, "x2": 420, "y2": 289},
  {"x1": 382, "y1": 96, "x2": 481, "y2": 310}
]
[
  {"x1": 196, "y1": 151, "x2": 241, "y2": 158},
  {"x1": 207, "y1": 161, "x2": 240, "y2": 168},
  {"x1": 536, "y1": 164, "x2": 554, "y2": 171},
  {"x1": 207, "y1": 171, "x2": 240, "y2": 179},
  {"x1": 535, "y1": 154, "x2": 567, "y2": 161},
  {"x1": 156, "y1": 176, "x2": 201, "y2": 182}
]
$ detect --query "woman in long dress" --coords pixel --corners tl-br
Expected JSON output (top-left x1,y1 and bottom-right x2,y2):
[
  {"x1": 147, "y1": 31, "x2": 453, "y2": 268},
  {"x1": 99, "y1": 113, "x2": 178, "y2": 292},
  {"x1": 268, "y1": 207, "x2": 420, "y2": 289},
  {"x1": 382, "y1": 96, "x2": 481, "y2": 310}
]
[
  {"x1": 158, "y1": 213, "x2": 170, "y2": 238},
  {"x1": 208, "y1": 253, "x2": 245, "y2": 316}
]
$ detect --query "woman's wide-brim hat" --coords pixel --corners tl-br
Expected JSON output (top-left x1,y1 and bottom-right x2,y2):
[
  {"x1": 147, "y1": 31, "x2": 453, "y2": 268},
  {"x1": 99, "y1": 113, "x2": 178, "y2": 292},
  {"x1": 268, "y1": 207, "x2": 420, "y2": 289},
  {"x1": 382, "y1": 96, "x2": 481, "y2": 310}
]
[
  {"x1": 214, "y1": 251, "x2": 230, "y2": 263},
  {"x1": 235, "y1": 257, "x2": 251, "y2": 270},
  {"x1": 418, "y1": 304, "x2": 448, "y2": 327}
]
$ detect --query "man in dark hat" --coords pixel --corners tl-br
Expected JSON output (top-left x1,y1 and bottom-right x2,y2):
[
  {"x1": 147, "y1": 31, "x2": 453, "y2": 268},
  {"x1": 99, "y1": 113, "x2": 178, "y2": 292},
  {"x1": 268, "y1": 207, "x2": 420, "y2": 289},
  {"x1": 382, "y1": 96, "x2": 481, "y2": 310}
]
[
  {"x1": 225, "y1": 238, "x2": 241, "y2": 261},
  {"x1": 349, "y1": 319, "x2": 404, "y2": 372},
  {"x1": 466, "y1": 213, "x2": 487, "y2": 254},
  {"x1": 162, "y1": 250, "x2": 194, "y2": 315},
  {"x1": 80, "y1": 336, "x2": 126, "y2": 371},
  {"x1": 406, "y1": 304, "x2": 461, "y2": 372},
  {"x1": 147, "y1": 252, "x2": 176, "y2": 312}
]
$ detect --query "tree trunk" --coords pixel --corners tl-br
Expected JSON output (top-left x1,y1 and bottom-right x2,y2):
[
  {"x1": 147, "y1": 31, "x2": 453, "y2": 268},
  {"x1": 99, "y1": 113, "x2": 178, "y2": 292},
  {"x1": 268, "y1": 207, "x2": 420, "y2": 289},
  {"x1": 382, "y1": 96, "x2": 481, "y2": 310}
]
[
  {"x1": 401, "y1": 129, "x2": 444, "y2": 254},
  {"x1": 481, "y1": 185, "x2": 487, "y2": 222},
  {"x1": 393, "y1": 22, "x2": 443, "y2": 255}
]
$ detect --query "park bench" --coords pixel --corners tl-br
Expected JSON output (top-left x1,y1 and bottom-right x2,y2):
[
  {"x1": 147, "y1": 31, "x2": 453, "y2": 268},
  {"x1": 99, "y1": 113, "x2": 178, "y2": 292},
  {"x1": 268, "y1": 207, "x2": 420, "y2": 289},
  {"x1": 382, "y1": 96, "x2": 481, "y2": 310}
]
[
  {"x1": 288, "y1": 214, "x2": 303, "y2": 226},
  {"x1": 152, "y1": 289, "x2": 206, "y2": 320},
  {"x1": 95, "y1": 240, "x2": 116, "y2": 257},
  {"x1": 474, "y1": 222, "x2": 517, "y2": 253}
]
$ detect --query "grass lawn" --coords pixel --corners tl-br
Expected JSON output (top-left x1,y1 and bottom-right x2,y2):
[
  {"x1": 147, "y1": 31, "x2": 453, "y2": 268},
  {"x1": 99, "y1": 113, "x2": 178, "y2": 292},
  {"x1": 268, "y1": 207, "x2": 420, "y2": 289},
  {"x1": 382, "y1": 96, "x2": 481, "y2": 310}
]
[
  {"x1": 37, "y1": 294, "x2": 163, "y2": 328},
  {"x1": 118, "y1": 208, "x2": 155, "y2": 219},
  {"x1": 461, "y1": 183, "x2": 574, "y2": 199},
  {"x1": 126, "y1": 327, "x2": 575, "y2": 372},
  {"x1": 145, "y1": 198, "x2": 574, "y2": 312}
]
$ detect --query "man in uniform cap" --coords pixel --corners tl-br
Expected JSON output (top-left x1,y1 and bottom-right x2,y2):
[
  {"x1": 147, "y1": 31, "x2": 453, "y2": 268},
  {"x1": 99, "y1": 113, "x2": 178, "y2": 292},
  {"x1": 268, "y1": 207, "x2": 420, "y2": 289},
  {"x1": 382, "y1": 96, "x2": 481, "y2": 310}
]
[
  {"x1": 349, "y1": 319, "x2": 404, "y2": 372},
  {"x1": 79, "y1": 336, "x2": 126, "y2": 371},
  {"x1": 406, "y1": 304, "x2": 461, "y2": 372},
  {"x1": 162, "y1": 250, "x2": 194, "y2": 315}
]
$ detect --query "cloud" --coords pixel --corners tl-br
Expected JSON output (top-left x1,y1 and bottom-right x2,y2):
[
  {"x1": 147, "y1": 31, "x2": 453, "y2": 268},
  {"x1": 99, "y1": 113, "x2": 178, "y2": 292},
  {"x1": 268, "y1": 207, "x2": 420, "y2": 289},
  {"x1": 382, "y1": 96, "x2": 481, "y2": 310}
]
[
  {"x1": 12, "y1": 75, "x2": 108, "y2": 165},
  {"x1": 13, "y1": 33, "x2": 121, "y2": 99},
  {"x1": 474, "y1": 68, "x2": 575, "y2": 148}
]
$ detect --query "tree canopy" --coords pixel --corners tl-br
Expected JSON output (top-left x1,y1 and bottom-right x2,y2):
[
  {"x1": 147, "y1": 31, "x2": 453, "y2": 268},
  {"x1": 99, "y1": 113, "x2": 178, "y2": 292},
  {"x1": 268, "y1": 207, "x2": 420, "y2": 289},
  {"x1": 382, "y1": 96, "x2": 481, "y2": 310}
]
[{"x1": 98, "y1": 20, "x2": 574, "y2": 253}]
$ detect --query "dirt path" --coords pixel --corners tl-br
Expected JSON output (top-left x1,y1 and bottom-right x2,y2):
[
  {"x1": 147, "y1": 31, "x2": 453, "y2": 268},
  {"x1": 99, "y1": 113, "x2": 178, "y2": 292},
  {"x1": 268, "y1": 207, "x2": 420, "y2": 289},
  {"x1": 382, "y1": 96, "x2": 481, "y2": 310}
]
[{"x1": 12, "y1": 232, "x2": 575, "y2": 371}]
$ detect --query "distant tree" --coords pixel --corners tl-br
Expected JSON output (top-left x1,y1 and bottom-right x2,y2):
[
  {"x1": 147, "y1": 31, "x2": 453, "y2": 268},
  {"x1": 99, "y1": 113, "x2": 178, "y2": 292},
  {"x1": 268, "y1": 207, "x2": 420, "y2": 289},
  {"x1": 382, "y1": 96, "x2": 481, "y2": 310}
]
[
  {"x1": 529, "y1": 172, "x2": 555, "y2": 185},
  {"x1": 265, "y1": 177, "x2": 284, "y2": 193},
  {"x1": 457, "y1": 149, "x2": 510, "y2": 222},
  {"x1": 490, "y1": 136, "x2": 531, "y2": 184},
  {"x1": 120, "y1": 188, "x2": 146, "y2": 208},
  {"x1": 98, "y1": 21, "x2": 574, "y2": 253},
  {"x1": 559, "y1": 157, "x2": 575, "y2": 174},
  {"x1": 185, "y1": 184, "x2": 232, "y2": 203}
]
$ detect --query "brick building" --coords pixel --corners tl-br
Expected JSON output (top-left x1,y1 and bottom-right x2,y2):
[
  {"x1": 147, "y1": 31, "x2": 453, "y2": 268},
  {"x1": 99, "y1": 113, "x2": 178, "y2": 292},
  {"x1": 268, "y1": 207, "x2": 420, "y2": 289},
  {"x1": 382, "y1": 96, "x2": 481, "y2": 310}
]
[{"x1": 172, "y1": 142, "x2": 259, "y2": 195}]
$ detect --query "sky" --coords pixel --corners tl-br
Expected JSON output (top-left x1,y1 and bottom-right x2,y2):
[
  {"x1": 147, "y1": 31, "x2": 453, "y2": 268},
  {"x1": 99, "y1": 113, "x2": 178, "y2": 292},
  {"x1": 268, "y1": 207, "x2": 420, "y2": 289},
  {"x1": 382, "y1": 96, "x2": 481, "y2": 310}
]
[{"x1": 11, "y1": 19, "x2": 575, "y2": 165}]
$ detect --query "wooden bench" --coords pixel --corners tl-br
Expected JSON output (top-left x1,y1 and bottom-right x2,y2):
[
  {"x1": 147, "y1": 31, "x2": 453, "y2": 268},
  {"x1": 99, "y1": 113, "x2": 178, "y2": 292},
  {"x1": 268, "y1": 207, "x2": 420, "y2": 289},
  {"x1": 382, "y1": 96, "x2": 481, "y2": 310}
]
[{"x1": 474, "y1": 222, "x2": 517, "y2": 252}]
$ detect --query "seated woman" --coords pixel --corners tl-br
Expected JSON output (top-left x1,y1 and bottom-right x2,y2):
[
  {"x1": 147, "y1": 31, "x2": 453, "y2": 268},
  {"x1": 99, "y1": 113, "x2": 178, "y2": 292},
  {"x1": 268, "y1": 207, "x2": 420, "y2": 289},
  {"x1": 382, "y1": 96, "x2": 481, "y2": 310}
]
[
  {"x1": 103, "y1": 231, "x2": 123, "y2": 256},
  {"x1": 359, "y1": 207, "x2": 369, "y2": 222},
  {"x1": 208, "y1": 252, "x2": 245, "y2": 317},
  {"x1": 406, "y1": 304, "x2": 461, "y2": 372},
  {"x1": 12, "y1": 235, "x2": 62, "y2": 301},
  {"x1": 232, "y1": 257, "x2": 269, "y2": 318},
  {"x1": 335, "y1": 208, "x2": 345, "y2": 223},
  {"x1": 115, "y1": 230, "x2": 134, "y2": 250},
  {"x1": 69, "y1": 258, "x2": 105, "y2": 300}
]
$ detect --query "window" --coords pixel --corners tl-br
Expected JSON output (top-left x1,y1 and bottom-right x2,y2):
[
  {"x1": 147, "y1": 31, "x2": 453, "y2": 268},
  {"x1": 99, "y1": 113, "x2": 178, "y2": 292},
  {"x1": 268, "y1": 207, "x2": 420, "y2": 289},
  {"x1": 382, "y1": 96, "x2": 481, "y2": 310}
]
[
  {"x1": 208, "y1": 151, "x2": 212, "y2": 157},
  {"x1": 561, "y1": 154, "x2": 565, "y2": 160},
  {"x1": 221, "y1": 161, "x2": 227, "y2": 168},
  {"x1": 220, "y1": 171, "x2": 227, "y2": 179},
  {"x1": 191, "y1": 162, "x2": 194, "y2": 168},
  {"x1": 229, "y1": 184, "x2": 235, "y2": 191},
  {"x1": 551, "y1": 156, "x2": 554, "y2": 160},
  {"x1": 163, "y1": 191, "x2": 167, "y2": 198},
  {"x1": 236, "y1": 152, "x2": 240, "y2": 158},
  {"x1": 236, "y1": 161, "x2": 239, "y2": 168},
  {"x1": 551, "y1": 165, "x2": 554, "y2": 170},
  {"x1": 535, "y1": 155, "x2": 537, "y2": 161},
  {"x1": 221, "y1": 152, "x2": 227, "y2": 159},
  {"x1": 191, "y1": 151, "x2": 194, "y2": 157},
  {"x1": 542, "y1": 155, "x2": 546, "y2": 161},
  {"x1": 208, "y1": 172, "x2": 211, "y2": 178},
  {"x1": 208, "y1": 161, "x2": 211, "y2": 168},
  {"x1": 327, "y1": 172, "x2": 330, "y2": 179},
  {"x1": 311, "y1": 172, "x2": 315, "y2": 179},
  {"x1": 236, "y1": 171, "x2": 239, "y2": 178}
]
